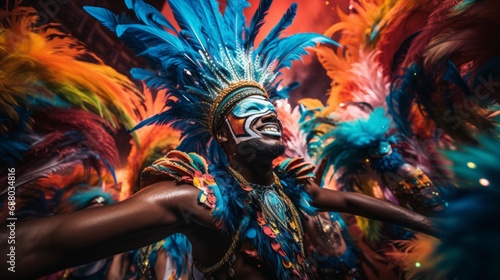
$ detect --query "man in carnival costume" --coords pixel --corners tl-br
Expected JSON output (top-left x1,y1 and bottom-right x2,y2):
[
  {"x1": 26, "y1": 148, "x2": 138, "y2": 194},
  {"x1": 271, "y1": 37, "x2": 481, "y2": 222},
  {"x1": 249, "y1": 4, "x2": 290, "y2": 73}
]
[{"x1": 0, "y1": 0, "x2": 436, "y2": 279}]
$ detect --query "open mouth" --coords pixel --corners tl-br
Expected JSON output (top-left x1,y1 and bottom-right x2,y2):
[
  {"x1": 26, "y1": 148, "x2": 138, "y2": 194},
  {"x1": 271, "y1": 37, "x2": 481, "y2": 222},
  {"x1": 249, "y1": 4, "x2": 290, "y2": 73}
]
[{"x1": 257, "y1": 124, "x2": 281, "y2": 137}]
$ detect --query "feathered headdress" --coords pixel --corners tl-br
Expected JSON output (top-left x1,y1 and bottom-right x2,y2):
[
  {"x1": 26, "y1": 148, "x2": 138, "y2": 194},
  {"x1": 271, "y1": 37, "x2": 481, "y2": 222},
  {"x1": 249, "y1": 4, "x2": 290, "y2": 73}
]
[{"x1": 85, "y1": 0, "x2": 337, "y2": 159}]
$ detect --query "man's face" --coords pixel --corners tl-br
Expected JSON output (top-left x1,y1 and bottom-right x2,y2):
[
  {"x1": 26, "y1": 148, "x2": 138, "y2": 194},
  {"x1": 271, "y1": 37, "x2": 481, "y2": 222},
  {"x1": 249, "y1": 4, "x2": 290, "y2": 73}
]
[
  {"x1": 224, "y1": 96, "x2": 285, "y2": 159},
  {"x1": 225, "y1": 96, "x2": 283, "y2": 144}
]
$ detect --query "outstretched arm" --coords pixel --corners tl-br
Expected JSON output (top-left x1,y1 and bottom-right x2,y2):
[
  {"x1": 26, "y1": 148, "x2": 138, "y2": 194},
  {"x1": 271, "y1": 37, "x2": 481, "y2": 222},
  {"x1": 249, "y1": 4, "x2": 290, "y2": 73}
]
[
  {"x1": 304, "y1": 180, "x2": 437, "y2": 237},
  {"x1": 0, "y1": 181, "x2": 211, "y2": 279}
]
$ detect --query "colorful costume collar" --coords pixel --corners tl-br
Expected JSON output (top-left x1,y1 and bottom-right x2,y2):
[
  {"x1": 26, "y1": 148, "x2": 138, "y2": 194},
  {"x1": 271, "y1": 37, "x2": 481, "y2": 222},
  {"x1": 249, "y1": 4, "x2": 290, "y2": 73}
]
[{"x1": 142, "y1": 151, "x2": 317, "y2": 279}]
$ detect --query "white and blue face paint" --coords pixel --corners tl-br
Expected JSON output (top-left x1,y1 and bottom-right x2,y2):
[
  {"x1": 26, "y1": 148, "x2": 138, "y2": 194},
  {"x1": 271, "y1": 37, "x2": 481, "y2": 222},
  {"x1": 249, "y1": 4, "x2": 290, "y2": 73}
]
[{"x1": 225, "y1": 96, "x2": 282, "y2": 144}]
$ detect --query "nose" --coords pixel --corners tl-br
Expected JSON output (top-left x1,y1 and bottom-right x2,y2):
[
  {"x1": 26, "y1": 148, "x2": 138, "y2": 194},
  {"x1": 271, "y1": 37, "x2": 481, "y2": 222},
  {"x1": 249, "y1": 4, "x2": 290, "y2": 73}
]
[{"x1": 261, "y1": 112, "x2": 278, "y2": 123}]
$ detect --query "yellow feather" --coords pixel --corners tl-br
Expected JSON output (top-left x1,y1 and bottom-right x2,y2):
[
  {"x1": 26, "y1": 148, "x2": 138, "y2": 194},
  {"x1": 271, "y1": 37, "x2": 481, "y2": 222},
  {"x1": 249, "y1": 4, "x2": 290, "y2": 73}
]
[
  {"x1": 121, "y1": 86, "x2": 180, "y2": 199},
  {"x1": 316, "y1": 0, "x2": 393, "y2": 109},
  {"x1": 0, "y1": 5, "x2": 142, "y2": 132}
]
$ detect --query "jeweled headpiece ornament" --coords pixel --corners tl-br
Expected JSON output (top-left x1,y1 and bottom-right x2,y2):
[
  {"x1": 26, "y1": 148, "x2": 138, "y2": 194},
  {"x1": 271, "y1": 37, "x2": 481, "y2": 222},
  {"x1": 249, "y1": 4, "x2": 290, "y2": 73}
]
[{"x1": 85, "y1": 0, "x2": 336, "y2": 157}]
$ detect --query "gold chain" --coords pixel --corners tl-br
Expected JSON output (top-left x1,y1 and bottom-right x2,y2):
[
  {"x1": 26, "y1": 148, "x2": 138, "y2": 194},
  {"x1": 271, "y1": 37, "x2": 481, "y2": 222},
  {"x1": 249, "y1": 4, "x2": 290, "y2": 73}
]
[
  {"x1": 193, "y1": 225, "x2": 241, "y2": 275},
  {"x1": 227, "y1": 166, "x2": 306, "y2": 261},
  {"x1": 228, "y1": 166, "x2": 280, "y2": 186}
]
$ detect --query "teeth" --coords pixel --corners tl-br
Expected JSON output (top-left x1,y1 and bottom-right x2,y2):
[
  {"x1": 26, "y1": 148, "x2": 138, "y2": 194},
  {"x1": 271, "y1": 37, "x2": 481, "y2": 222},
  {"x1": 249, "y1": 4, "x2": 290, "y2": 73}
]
[{"x1": 263, "y1": 127, "x2": 278, "y2": 132}]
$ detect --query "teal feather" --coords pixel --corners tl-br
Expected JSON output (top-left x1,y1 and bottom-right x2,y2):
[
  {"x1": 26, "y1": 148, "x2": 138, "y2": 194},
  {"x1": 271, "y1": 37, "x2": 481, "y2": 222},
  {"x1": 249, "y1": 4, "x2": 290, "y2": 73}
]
[
  {"x1": 163, "y1": 234, "x2": 192, "y2": 276},
  {"x1": 125, "y1": 0, "x2": 176, "y2": 31},
  {"x1": 256, "y1": 3, "x2": 297, "y2": 55},
  {"x1": 245, "y1": 0, "x2": 273, "y2": 49},
  {"x1": 319, "y1": 107, "x2": 399, "y2": 188},
  {"x1": 224, "y1": 0, "x2": 249, "y2": 47},
  {"x1": 66, "y1": 187, "x2": 115, "y2": 211},
  {"x1": 433, "y1": 132, "x2": 500, "y2": 279}
]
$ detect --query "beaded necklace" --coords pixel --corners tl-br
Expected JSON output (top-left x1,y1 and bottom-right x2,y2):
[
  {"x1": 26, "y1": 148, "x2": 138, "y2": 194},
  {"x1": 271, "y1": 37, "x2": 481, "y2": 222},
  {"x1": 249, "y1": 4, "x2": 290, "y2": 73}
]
[
  {"x1": 227, "y1": 166, "x2": 309, "y2": 279},
  {"x1": 192, "y1": 165, "x2": 311, "y2": 279}
]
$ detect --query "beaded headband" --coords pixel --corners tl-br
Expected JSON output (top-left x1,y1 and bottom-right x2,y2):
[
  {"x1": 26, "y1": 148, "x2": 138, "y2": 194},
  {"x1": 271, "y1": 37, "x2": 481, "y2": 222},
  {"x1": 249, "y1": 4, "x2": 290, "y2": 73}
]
[{"x1": 209, "y1": 81, "x2": 268, "y2": 136}]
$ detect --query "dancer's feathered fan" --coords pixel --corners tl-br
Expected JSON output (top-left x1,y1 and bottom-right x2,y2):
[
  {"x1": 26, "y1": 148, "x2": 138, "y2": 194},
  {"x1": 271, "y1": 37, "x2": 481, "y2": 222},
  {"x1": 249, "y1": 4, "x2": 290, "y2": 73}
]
[
  {"x1": 387, "y1": 0, "x2": 500, "y2": 144},
  {"x1": 121, "y1": 86, "x2": 180, "y2": 199},
  {"x1": 0, "y1": 4, "x2": 135, "y2": 220}
]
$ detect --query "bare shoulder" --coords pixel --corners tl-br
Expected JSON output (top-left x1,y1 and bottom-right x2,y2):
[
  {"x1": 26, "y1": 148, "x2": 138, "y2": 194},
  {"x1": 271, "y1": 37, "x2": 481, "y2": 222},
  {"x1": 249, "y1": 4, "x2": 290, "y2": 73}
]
[
  {"x1": 136, "y1": 180, "x2": 216, "y2": 230},
  {"x1": 139, "y1": 180, "x2": 200, "y2": 198}
]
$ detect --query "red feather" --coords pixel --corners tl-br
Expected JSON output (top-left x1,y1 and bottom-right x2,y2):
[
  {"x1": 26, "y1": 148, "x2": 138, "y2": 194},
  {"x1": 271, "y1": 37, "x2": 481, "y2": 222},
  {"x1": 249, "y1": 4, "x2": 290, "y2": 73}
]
[{"x1": 31, "y1": 108, "x2": 119, "y2": 166}]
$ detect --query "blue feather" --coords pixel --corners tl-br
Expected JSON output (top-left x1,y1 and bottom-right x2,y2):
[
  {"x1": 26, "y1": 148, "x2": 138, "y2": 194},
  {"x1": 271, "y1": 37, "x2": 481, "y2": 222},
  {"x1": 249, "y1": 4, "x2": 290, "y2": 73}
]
[
  {"x1": 223, "y1": 0, "x2": 250, "y2": 46},
  {"x1": 442, "y1": 60, "x2": 473, "y2": 96},
  {"x1": 168, "y1": 0, "x2": 209, "y2": 52},
  {"x1": 256, "y1": 3, "x2": 297, "y2": 54},
  {"x1": 265, "y1": 34, "x2": 336, "y2": 71},
  {"x1": 82, "y1": 7, "x2": 120, "y2": 32},
  {"x1": 66, "y1": 187, "x2": 115, "y2": 211},
  {"x1": 319, "y1": 107, "x2": 396, "y2": 186},
  {"x1": 269, "y1": 81, "x2": 299, "y2": 100},
  {"x1": 372, "y1": 150, "x2": 405, "y2": 173},
  {"x1": 14, "y1": 187, "x2": 64, "y2": 220},
  {"x1": 163, "y1": 234, "x2": 192, "y2": 276},
  {"x1": 125, "y1": 0, "x2": 176, "y2": 31},
  {"x1": 190, "y1": 0, "x2": 226, "y2": 58},
  {"x1": 245, "y1": 0, "x2": 273, "y2": 50},
  {"x1": 84, "y1": 7, "x2": 157, "y2": 61},
  {"x1": 0, "y1": 138, "x2": 31, "y2": 168},
  {"x1": 386, "y1": 63, "x2": 423, "y2": 136},
  {"x1": 0, "y1": 107, "x2": 34, "y2": 168},
  {"x1": 130, "y1": 68, "x2": 170, "y2": 90},
  {"x1": 116, "y1": 24, "x2": 183, "y2": 51}
]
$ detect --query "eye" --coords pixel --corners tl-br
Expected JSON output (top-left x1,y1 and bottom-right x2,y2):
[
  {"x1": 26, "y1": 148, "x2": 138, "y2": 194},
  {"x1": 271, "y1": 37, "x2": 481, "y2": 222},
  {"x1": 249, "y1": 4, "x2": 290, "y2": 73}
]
[
  {"x1": 239, "y1": 103, "x2": 260, "y2": 112},
  {"x1": 246, "y1": 105, "x2": 260, "y2": 111}
]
